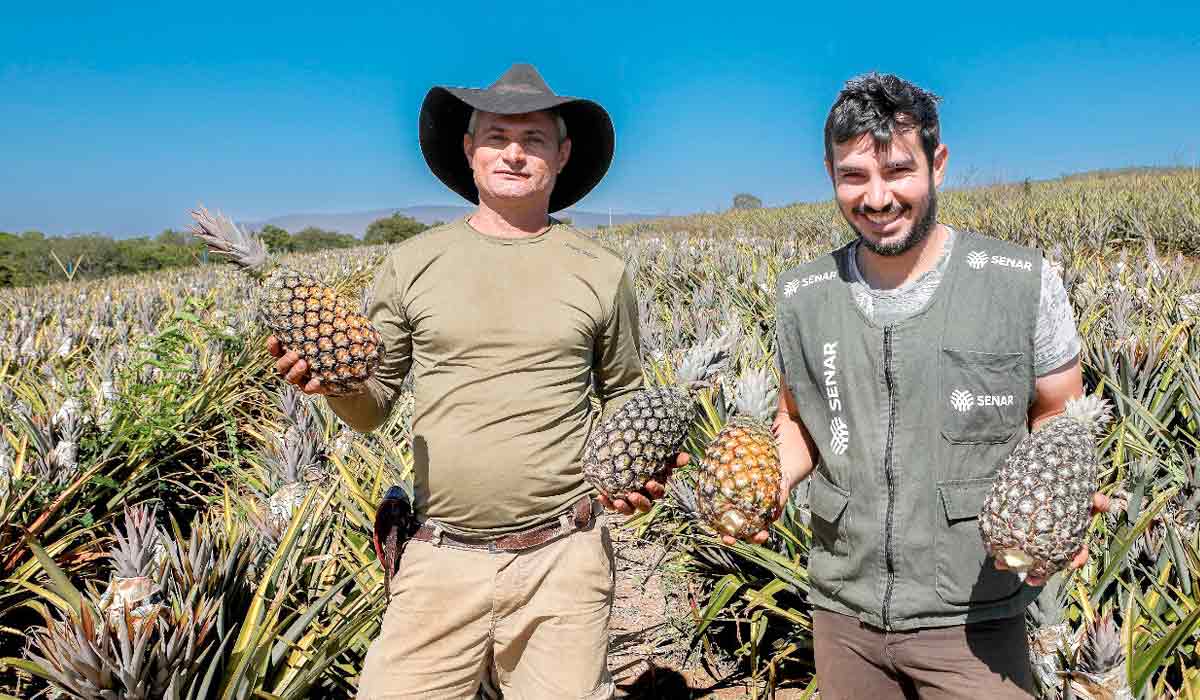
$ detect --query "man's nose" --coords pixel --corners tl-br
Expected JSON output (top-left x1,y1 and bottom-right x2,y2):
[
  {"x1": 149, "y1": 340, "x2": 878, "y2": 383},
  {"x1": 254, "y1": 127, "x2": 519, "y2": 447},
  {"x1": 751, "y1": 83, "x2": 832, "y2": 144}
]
[
  {"x1": 863, "y1": 177, "x2": 893, "y2": 211},
  {"x1": 502, "y1": 140, "x2": 525, "y2": 161}
]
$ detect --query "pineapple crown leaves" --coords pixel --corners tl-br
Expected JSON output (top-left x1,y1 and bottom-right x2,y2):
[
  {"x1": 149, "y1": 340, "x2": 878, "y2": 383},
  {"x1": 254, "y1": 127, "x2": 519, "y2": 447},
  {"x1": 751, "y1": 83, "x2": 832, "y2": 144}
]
[
  {"x1": 188, "y1": 207, "x2": 272, "y2": 278},
  {"x1": 262, "y1": 426, "x2": 321, "y2": 486},
  {"x1": 111, "y1": 505, "x2": 161, "y2": 579},
  {"x1": 675, "y1": 330, "x2": 738, "y2": 389},
  {"x1": 1076, "y1": 612, "x2": 1126, "y2": 676},
  {"x1": 1062, "y1": 394, "x2": 1114, "y2": 436},
  {"x1": 159, "y1": 515, "x2": 224, "y2": 591},
  {"x1": 732, "y1": 368, "x2": 779, "y2": 423}
]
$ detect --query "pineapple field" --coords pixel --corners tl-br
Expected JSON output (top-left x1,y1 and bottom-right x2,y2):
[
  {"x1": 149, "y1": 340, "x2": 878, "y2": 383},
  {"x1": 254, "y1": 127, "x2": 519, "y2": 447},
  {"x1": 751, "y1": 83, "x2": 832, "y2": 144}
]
[{"x1": 1, "y1": 166, "x2": 1198, "y2": 699}]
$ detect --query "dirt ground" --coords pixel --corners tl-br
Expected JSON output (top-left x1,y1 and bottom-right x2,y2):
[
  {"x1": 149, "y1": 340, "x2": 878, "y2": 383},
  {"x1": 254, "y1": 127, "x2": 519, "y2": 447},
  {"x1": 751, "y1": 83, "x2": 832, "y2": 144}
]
[{"x1": 604, "y1": 515, "x2": 812, "y2": 700}]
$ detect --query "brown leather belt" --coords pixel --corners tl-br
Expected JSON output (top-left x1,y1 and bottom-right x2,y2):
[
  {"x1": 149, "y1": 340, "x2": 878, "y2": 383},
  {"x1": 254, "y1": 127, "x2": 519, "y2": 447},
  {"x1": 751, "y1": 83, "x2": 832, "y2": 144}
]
[{"x1": 411, "y1": 496, "x2": 598, "y2": 553}]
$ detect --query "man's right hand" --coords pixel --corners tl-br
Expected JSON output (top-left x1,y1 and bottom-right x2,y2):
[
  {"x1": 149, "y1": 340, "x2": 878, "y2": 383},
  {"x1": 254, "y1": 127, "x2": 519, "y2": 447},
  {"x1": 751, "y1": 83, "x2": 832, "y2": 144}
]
[
  {"x1": 720, "y1": 382, "x2": 816, "y2": 547},
  {"x1": 267, "y1": 335, "x2": 330, "y2": 395},
  {"x1": 719, "y1": 477, "x2": 797, "y2": 547}
]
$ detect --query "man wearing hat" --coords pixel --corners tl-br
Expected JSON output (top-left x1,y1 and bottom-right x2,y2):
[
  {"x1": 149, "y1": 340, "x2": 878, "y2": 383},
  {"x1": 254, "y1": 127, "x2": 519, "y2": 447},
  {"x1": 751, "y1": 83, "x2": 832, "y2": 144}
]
[{"x1": 269, "y1": 63, "x2": 679, "y2": 699}]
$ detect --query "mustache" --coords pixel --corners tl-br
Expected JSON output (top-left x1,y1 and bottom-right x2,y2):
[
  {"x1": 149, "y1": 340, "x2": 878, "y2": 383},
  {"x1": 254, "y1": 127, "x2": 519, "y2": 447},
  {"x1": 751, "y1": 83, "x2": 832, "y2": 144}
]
[{"x1": 854, "y1": 203, "x2": 910, "y2": 216}]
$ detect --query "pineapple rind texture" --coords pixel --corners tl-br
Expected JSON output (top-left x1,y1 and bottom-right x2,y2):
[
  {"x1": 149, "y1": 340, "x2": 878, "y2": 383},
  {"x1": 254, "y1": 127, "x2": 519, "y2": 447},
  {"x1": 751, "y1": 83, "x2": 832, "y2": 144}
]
[
  {"x1": 695, "y1": 416, "x2": 782, "y2": 539},
  {"x1": 261, "y1": 267, "x2": 383, "y2": 397},
  {"x1": 582, "y1": 387, "x2": 693, "y2": 496},
  {"x1": 582, "y1": 337, "x2": 733, "y2": 497},
  {"x1": 979, "y1": 413, "x2": 1100, "y2": 580}
]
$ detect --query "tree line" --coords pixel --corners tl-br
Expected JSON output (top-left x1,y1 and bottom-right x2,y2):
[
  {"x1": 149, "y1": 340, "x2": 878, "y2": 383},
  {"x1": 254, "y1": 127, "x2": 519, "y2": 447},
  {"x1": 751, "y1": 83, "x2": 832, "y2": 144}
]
[{"x1": 0, "y1": 213, "x2": 432, "y2": 288}]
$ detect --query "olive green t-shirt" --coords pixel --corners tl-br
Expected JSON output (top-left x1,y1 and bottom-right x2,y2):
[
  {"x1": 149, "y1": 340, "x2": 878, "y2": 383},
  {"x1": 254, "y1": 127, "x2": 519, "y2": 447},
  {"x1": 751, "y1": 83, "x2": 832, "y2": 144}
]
[{"x1": 327, "y1": 217, "x2": 644, "y2": 537}]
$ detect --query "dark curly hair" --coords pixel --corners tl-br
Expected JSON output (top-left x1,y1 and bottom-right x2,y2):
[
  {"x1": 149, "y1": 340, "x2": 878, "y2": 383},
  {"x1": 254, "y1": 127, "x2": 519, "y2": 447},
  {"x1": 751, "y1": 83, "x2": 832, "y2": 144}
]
[{"x1": 824, "y1": 73, "x2": 942, "y2": 172}]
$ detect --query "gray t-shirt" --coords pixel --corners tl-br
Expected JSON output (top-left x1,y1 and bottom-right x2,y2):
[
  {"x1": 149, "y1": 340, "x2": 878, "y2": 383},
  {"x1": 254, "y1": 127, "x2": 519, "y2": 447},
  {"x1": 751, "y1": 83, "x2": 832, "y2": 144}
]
[{"x1": 846, "y1": 227, "x2": 1081, "y2": 376}]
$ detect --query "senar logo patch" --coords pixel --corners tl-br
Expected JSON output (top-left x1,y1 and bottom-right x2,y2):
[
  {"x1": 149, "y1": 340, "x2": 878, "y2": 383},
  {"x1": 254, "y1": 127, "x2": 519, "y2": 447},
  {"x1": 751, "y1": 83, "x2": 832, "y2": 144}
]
[
  {"x1": 951, "y1": 388, "x2": 1015, "y2": 412},
  {"x1": 967, "y1": 250, "x2": 1032, "y2": 271}
]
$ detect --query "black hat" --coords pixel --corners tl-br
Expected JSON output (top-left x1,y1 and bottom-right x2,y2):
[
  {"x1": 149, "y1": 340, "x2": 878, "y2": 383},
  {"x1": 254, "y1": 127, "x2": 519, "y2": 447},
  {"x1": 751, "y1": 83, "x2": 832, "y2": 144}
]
[{"x1": 419, "y1": 63, "x2": 614, "y2": 213}]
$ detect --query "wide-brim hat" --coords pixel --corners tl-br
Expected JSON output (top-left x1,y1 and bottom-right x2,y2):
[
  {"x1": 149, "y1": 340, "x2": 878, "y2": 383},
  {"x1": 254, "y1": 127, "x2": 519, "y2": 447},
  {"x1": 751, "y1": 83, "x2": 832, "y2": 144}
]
[{"x1": 419, "y1": 63, "x2": 614, "y2": 213}]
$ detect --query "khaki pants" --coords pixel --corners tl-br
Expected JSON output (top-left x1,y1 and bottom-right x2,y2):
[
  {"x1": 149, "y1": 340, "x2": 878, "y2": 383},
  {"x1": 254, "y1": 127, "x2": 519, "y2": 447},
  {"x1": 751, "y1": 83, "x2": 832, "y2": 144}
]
[
  {"x1": 813, "y1": 610, "x2": 1035, "y2": 699},
  {"x1": 356, "y1": 518, "x2": 616, "y2": 700}
]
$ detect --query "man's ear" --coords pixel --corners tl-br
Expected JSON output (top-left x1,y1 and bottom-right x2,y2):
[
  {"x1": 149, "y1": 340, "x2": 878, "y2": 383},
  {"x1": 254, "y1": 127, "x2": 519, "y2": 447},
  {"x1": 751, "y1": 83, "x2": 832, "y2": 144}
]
[
  {"x1": 557, "y1": 137, "x2": 572, "y2": 174},
  {"x1": 825, "y1": 158, "x2": 834, "y2": 183},
  {"x1": 932, "y1": 143, "x2": 949, "y2": 188},
  {"x1": 463, "y1": 133, "x2": 474, "y2": 170}
]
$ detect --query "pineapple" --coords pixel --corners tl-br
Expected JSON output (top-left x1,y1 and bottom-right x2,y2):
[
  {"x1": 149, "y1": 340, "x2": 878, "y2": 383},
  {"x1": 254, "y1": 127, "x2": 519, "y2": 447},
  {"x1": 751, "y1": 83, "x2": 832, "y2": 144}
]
[
  {"x1": 582, "y1": 334, "x2": 732, "y2": 498},
  {"x1": 1067, "y1": 613, "x2": 1133, "y2": 700},
  {"x1": 98, "y1": 505, "x2": 163, "y2": 628},
  {"x1": 263, "y1": 421, "x2": 324, "y2": 532},
  {"x1": 189, "y1": 207, "x2": 383, "y2": 397},
  {"x1": 695, "y1": 368, "x2": 782, "y2": 540},
  {"x1": 979, "y1": 394, "x2": 1113, "y2": 581}
]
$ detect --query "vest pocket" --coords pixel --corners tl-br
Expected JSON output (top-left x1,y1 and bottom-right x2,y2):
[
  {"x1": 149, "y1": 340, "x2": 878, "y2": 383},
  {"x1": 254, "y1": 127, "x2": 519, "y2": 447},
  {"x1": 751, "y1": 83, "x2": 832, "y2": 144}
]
[
  {"x1": 808, "y1": 471, "x2": 851, "y2": 595},
  {"x1": 940, "y1": 348, "x2": 1025, "y2": 445},
  {"x1": 935, "y1": 478, "x2": 1022, "y2": 605}
]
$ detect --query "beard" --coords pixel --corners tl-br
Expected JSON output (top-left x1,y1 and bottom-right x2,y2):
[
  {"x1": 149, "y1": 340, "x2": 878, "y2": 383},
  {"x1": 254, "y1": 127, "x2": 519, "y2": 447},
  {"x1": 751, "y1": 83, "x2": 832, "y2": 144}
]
[{"x1": 851, "y1": 190, "x2": 938, "y2": 257}]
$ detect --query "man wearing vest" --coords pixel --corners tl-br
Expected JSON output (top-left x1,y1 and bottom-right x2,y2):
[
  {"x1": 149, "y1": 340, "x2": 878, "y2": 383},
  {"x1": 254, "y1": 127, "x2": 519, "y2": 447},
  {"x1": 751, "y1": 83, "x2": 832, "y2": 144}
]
[
  {"x1": 755, "y1": 73, "x2": 1110, "y2": 698},
  {"x1": 269, "y1": 64, "x2": 681, "y2": 699}
]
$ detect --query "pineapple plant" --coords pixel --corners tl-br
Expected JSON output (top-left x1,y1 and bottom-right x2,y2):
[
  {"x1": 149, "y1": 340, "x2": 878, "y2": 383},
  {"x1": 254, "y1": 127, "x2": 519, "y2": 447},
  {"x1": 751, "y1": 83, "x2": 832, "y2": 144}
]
[
  {"x1": 1067, "y1": 613, "x2": 1133, "y2": 700},
  {"x1": 189, "y1": 207, "x2": 383, "y2": 397},
  {"x1": 979, "y1": 394, "x2": 1113, "y2": 581},
  {"x1": 695, "y1": 368, "x2": 783, "y2": 540},
  {"x1": 1027, "y1": 575, "x2": 1072, "y2": 700},
  {"x1": 261, "y1": 422, "x2": 324, "y2": 534},
  {"x1": 581, "y1": 333, "x2": 732, "y2": 498},
  {"x1": 97, "y1": 505, "x2": 163, "y2": 628}
]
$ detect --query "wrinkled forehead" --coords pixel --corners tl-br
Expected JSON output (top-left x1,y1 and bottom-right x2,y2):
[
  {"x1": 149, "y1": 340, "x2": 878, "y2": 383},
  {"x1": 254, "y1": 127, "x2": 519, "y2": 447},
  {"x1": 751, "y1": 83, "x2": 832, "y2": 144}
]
[
  {"x1": 830, "y1": 129, "x2": 924, "y2": 168},
  {"x1": 474, "y1": 109, "x2": 557, "y2": 133}
]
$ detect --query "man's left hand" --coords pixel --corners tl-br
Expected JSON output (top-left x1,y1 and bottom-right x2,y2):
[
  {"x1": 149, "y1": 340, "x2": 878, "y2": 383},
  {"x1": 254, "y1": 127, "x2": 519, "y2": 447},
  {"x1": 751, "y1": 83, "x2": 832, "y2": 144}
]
[
  {"x1": 997, "y1": 492, "x2": 1110, "y2": 586},
  {"x1": 597, "y1": 453, "x2": 690, "y2": 515}
]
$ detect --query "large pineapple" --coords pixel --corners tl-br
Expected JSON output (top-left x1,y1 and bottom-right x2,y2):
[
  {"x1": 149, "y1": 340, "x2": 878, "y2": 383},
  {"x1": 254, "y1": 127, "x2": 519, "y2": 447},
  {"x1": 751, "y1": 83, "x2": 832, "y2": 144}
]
[
  {"x1": 695, "y1": 368, "x2": 782, "y2": 540},
  {"x1": 189, "y1": 207, "x2": 383, "y2": 397},
  {"x1": 979, "y1": 394, "x2": 1113, "y2": 580},
  {"x1": 582, "y1": 335, "x2": 731, "y2": 498}
]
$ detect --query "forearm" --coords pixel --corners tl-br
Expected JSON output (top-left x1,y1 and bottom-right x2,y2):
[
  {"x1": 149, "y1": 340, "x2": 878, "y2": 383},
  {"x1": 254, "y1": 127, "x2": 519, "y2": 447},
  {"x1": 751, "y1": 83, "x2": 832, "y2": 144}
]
[
  {"x1": 774, "y1": 406, "x2": 817, "y2": 491},
  {"x1": 326, "y1": 378, "x2": 395, "y2": 433}
]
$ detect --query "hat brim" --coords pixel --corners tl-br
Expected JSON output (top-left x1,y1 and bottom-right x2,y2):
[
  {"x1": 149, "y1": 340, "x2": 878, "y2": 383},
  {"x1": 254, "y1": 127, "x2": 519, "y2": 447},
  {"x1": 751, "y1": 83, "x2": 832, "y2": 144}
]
[{"x1": 419, "y1": 86, "x2": 614, "y2": 213}]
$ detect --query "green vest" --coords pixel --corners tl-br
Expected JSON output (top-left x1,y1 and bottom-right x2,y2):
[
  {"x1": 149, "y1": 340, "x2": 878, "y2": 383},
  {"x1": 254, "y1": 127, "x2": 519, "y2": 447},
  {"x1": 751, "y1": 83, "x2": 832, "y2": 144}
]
[{"x1": 776, "y1": 229, "x2": 1043, "y2": 631}]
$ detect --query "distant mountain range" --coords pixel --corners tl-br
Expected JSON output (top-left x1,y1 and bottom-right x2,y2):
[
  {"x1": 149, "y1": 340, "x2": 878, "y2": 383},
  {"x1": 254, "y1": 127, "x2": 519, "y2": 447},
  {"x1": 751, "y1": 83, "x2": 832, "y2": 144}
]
[{"x1": 243, "y1": 206, "x2": 658, "y2": 237}]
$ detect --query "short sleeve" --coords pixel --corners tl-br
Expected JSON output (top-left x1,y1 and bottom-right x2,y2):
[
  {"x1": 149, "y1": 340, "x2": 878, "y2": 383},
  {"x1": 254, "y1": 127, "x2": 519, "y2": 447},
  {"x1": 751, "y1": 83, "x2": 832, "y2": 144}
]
[
  {"x1": 1033, "y1": 262, "x2": 1081, "y2": 376},
  {"x1": 594, "y1": 269, "x2": 645, "y2": 419},
  {"x1": 326, "y1": 251, "x2": 414, "y2": 432}
]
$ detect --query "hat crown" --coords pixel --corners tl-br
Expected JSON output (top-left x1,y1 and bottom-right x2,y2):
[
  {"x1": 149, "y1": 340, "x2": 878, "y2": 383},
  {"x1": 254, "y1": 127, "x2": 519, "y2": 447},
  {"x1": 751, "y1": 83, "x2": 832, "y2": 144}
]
[{"x1": 489, "y1": 63, "x2": 553, "y2": 96}]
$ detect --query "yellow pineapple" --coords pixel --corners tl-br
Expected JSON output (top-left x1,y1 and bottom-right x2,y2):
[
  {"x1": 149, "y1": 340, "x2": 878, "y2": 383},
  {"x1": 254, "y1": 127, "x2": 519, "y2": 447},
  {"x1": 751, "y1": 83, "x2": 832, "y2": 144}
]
[{"x1": 695, "y1": 368, "x2": 782, "y2": 539}]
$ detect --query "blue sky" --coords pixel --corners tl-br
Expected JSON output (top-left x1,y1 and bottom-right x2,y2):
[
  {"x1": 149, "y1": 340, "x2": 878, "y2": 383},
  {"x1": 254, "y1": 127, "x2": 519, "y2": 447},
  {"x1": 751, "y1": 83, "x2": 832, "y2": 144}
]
[{"x1": 2, "y1": 1, "x2": 1198, "y2": 237}]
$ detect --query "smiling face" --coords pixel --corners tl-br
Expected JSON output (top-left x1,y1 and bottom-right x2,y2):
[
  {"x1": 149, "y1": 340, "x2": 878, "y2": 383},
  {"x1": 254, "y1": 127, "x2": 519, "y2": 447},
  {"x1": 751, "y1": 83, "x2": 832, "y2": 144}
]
[
  {"x1": 826, "y1": 126, "x2": 948, "y2": 257},
  {"x1": 463, "y1": 110, "x2": 571, "y2": 208}
]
